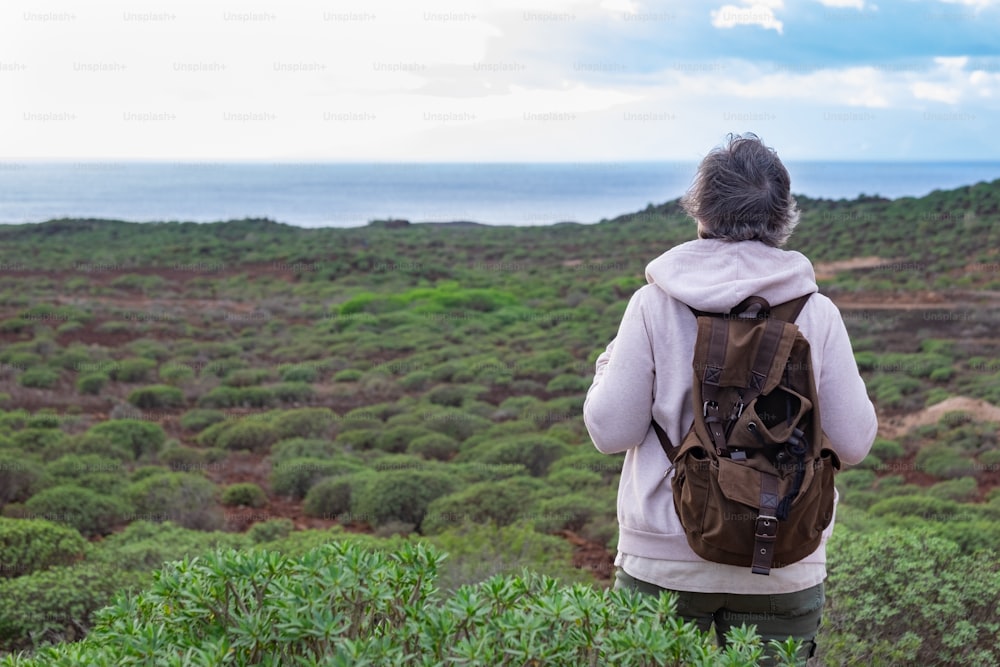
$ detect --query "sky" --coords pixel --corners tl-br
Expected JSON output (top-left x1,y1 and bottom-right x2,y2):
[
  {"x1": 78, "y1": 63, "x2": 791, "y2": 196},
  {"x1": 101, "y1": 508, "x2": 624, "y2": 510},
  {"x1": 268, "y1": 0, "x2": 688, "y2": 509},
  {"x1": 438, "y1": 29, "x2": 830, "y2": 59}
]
[{"x1": 1, "y1": 0, "x2": 998, "y2": 162}]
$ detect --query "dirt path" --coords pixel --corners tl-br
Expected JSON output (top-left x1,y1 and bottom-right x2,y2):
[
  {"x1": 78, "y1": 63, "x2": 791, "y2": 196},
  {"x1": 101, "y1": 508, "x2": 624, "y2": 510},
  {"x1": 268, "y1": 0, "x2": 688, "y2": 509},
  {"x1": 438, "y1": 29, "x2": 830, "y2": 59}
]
[
  {"x1": 879, "y1": 395, "x2": 1000, "y2": 439},
  {"x1": 814, "y1": 256, "x2": 887, "y2": 281}
]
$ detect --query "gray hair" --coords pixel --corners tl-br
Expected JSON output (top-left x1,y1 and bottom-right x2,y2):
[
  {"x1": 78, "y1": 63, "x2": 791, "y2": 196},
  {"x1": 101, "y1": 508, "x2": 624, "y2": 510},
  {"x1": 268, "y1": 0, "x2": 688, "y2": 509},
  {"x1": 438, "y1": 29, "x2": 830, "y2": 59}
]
[{"x1": 681, "y1": 133, "x2": 800, "y2": 247}]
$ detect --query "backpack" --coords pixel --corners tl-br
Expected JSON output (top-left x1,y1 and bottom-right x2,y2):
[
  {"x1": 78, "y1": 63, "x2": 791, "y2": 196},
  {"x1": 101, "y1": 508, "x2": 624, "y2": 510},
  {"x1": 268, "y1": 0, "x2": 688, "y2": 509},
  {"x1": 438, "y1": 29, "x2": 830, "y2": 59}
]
[{"x1": 652, "y1": 294, "x2": 840, "y2": 575}]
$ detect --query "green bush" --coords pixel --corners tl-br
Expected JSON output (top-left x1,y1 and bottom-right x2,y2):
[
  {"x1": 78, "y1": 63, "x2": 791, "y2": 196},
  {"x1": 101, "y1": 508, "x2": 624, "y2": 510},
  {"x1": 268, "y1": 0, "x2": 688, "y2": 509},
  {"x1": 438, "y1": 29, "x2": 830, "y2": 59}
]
[
  {"x1": 278, "y1": 363, "x2": 319, "y2": 383},
  {"x1": 869, "y1": 437, "x2": 904, "y2": 461},
  {"x1": 302, "y1": 476, "x2": 354, "y2": 519},
  {"x1": 126, "y1": 384, "x2": 185, "y2": 409},
  {"x1": 823, "y1": 528, "x2": 1000, "y2": 666},
  {"x1": 0, "y1": 517, "x2": 86, "y2": 579},
  {"x1": 246, "y1": 518, "x2": 293, "y2": 544},
  {"x1": 422, "y1": 477, "x2": 547, "y2": 534},
  {"x1": 109, "y1": 358, "x2": 157, "y2": 383},
  {"x1": 77, "y1": 419, "x2": 166, "y2": 462},
  {"x1": 42, "y1": 455, "x2": 126, "y2": 496},
  {"x1": 269, "y1": 438, "x2": 339, "y2": 464},
  {"x1": 75, "y1": 373, "x2": 108, "y2": 395},
  {"x1": 0, "y1": 541, "x2": 787, "y2": 666},
  {"x1": 178, "y1": 409, "x2": 226, "y2": 432},
  {"x1": 221, "y1": 368, "x2": 271, "y2": 387},
  {"x1": 214, "y1": 419, "x2": 279, "y2": 453},
  {"x1": 0, "y1": 452, "x2": 44, "y2": 505},
  {"x1": 269, "y1": 457, "x2": 364, "y2": 499},
  {"x1": 270, "y1": 407, "x2": 337, "y2": 440},
  {"x1": 351, "y1": 469, "x2": 458, "y2": 530},
  {"x1": 220, "y1": 483, "x2": 268, "y2": 508},
  {"x1": 159, "y1": 446, "x2": 207, "y2": 472},
  {"x1": 23, "y1": 485, "x2": 128, "y2": 537},
  {"x1": 18, "y1": 367, "x2": 59, "y2": 389},
  {"x1": 407, "y1": 432, "x2": 460, "y2": 461},
  {"x1": 927, "y1": 476, "x2": 979, "y2": 502},
  {"x1": 421, "y1": 408, "x2": 492, "y2": 442},
  {"x1": 914, "y1": 444, "x2": 978, "y2": 479},
  {"x1": 333, "y1": 368, "x2": 363, "y2": 382},
  {"x1": 271, "y1": 382, "x2": 315, "y2": 404},
  {"x1": 124, "y1": 472, "x2": 222, "y2": 531},
  {"x1": 375, "y1": 425, "x2": 434, "y2": 454},
  {"x1": 157, "y1": 363, "x2": 195, "y2": 386},
  {"x1": 458, "y1": 435, "x2": 570, "y2": 477}
]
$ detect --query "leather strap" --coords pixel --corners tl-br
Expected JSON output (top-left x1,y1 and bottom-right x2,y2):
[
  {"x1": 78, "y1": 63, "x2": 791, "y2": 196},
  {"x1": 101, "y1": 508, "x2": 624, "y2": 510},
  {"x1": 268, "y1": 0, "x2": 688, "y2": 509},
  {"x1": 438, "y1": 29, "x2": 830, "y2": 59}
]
[
  {"x1": 651, "y1": 419, "x2": 677, "y2": 462},
  {"x1": 702, "y1": 317, "x2": 729, "y2": 453},
  {"x1": 751, "y1": 473, "x2": 780, "y2": 575}
]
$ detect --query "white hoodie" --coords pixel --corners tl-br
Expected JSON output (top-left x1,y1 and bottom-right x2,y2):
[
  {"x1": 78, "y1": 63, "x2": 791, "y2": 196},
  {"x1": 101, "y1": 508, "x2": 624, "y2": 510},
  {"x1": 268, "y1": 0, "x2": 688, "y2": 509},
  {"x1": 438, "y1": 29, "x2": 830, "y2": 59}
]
[{"x1": 584, "y1": 238, "x2": 877, "y2": 593}]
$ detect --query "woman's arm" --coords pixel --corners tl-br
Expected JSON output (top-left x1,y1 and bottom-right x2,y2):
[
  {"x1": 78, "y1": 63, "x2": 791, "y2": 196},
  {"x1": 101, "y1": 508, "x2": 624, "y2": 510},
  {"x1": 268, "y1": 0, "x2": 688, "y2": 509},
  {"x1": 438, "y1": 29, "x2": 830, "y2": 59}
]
[{"x1": 584, "y1": 290, "x2": 657, "y2": 454}]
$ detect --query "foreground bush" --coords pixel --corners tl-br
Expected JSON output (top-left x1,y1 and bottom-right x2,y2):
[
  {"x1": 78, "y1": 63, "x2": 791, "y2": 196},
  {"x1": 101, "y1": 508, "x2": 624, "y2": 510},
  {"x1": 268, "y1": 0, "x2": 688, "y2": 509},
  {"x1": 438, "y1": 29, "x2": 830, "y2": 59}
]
[
  {"x1": 821, "y1": 528, "x2": 1000, "y2": 666},
  {"x1": 0, "y1": 518, "x2": 86, "y2": 579},
  {"x1": 1, "y1": 541, "x2": 798, "y2": 666}
]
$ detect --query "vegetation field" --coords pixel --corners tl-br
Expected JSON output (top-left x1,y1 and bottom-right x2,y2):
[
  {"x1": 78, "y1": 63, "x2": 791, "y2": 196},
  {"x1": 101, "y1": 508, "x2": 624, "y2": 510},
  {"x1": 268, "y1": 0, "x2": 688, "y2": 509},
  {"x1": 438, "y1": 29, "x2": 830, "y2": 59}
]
[{"x1": 0, "y1": 179, "x2": 999, "y2": 665}]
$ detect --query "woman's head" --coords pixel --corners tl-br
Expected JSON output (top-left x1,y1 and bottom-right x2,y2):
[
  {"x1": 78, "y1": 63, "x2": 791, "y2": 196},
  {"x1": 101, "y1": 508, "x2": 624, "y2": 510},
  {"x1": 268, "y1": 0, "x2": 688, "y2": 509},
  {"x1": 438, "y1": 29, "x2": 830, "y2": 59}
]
[{"x1": 681, "y1": 133, "x2": 799, "y2": 247}]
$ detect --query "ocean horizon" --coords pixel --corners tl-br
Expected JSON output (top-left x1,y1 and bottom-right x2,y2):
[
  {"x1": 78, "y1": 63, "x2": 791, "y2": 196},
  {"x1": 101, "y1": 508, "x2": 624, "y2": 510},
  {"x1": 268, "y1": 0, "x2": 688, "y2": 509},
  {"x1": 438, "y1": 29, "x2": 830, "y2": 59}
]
[{"x1": 2, "y1": 161, "x2": 999, "y2": 229}]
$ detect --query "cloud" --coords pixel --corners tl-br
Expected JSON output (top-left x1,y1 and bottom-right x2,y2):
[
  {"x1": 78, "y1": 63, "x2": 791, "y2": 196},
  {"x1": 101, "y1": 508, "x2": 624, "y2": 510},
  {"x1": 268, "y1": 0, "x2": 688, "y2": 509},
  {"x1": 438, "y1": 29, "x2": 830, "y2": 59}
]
[
  {"x1": 710, "y1": 2, "x2": 784, "y2": 34},
  {"x1": 815, "y1": 0, "x2": 865, "y2": 8}
]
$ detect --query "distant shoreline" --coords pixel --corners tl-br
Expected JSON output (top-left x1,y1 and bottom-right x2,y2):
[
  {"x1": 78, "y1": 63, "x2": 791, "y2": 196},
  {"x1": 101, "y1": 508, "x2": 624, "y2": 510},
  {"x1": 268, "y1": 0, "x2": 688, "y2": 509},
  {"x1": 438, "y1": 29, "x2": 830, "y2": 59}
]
[{"x1": 1, "y1": 161, "x2": 999, "y2": 228}]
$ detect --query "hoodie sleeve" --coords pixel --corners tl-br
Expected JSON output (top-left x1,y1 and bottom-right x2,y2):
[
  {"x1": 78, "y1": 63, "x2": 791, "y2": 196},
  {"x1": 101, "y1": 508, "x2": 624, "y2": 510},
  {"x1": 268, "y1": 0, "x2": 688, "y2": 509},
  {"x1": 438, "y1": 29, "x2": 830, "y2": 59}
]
[
  {"x1": 584, "y1": 289, "x2": 656, "y2": 454},
  {"x1": 812, "y1": 303, "x2": 879, "y2": 466}
]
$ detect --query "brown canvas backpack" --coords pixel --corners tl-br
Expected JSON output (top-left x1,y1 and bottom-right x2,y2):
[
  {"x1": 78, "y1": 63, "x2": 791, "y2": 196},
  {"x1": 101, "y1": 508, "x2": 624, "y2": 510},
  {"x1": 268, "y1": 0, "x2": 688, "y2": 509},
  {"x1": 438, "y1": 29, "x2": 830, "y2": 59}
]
[{"x1": 652, "y1": 294, "x2": 840, "y2": 575}]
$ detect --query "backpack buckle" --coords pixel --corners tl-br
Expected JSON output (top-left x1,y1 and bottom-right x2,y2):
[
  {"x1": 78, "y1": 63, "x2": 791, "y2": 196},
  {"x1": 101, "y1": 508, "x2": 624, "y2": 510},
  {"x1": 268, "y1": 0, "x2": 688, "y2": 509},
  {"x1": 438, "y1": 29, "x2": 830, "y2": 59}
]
[{"x1": 703, "y1": 401, "x2": 718, "y2": 417}]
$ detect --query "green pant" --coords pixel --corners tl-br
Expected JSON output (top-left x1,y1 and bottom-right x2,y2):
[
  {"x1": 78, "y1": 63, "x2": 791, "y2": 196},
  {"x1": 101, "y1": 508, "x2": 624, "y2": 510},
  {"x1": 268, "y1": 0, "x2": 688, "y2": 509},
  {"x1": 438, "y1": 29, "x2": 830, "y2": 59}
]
[{"x1": 614, "y1": 568, "x2": 823, "y2": 663}]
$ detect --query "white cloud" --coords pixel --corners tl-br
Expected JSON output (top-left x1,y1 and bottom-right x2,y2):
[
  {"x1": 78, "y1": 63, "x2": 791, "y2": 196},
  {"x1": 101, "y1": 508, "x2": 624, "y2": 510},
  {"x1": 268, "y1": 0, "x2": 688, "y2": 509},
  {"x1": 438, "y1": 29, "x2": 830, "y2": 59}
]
[
  {"x1": 938, "y1": 0, "x2": 997, "y2": 8},
  {"x1": 815, "y1": 0, "x2": 865, "y2": 8},
  {"x1": 710, "y1": 2, "x2": 784, "y2": 34}
]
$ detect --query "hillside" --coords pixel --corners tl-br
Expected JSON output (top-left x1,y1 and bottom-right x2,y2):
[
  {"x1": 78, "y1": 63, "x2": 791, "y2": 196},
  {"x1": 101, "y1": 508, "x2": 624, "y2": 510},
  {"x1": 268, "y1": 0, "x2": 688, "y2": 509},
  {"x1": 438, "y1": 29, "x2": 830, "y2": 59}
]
[{"x1": 1, "y1": 180, "x2": 999, "y2": 664}]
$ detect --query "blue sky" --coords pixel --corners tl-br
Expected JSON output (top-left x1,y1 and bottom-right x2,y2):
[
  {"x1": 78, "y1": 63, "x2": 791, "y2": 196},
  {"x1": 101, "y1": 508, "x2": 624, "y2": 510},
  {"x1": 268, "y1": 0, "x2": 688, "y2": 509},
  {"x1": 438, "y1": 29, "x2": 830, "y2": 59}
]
[{"x1": 1, "y1": 0, "x2": 998, "y2": 161}]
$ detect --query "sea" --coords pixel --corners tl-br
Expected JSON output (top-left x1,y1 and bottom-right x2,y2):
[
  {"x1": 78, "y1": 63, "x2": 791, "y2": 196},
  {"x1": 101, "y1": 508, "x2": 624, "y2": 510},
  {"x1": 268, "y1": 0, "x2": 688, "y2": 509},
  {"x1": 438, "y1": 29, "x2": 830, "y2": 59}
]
[{"x1": 1, "y1": 161, "x2": 999, "y2": 229}]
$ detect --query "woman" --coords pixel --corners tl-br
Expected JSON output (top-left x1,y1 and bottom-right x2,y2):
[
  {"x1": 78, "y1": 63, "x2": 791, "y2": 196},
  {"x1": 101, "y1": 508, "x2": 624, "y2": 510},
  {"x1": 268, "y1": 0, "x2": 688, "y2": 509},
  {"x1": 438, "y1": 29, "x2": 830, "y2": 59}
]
[{"x1": 583, "y1": 133, "x2": 877, "y2": 661}]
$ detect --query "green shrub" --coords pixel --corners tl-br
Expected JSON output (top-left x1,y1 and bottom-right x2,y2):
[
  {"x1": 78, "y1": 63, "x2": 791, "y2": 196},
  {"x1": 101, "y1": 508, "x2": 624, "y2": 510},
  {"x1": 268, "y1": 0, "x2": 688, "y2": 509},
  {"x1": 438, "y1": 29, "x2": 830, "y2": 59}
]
[
  {"x1": 351, "y1": 469, "x2": 457, "y2": 530},
  {"x1": 247, "y1": 518, "x2": 293, "y2": 544},
  {"x1": 458, "y1": 435, "x2": 569, "y2": 477},
  {"x1": 196, "y1": 386, "x2": 243, "y2": 408},
  {"x1": 1, "y1": 541, "x2": 782, "y2": 666},
  {"x1": 422, "y1": 477, "x2": 547, "y2": 534},
  {"x1": 179, "y1": 408, "x2": 227, "y2": 432},
  {"x1": 0, "y1": 452, "x2": 44, "y2": 505},
  {"x1": 75, "y1": 373, "x2": 108, "y2": 395},
  {"x1": 77, "y1": 420, "x2": 166, "y2": 461},
  {"x1": 269, "y1": 458, "x2": 364, "y2": 499},
  {"x1": 407, "y1": 432, "x2": 460, "y2": 461},
  {"x1": 303, "y1": 477, "x2": 354, "y2": 519},
  {"x1": 0, "y1": 517, "x2": 86, "y2": 579},
  {"x1": 335, "y1": 428, "x2": 379, "y2": 450},
  {"x1": 157, "y1": 363, "x2": 195, "y2": 386},
  {"x1": 109, "y1": 358, "x2": 157, "y2": 383},
  {"x1": 220, "y1": 483, "x2": 268, "y2": 508},
  {"x1": 221, "y1": 368, "x2": 271, "y2": 387},
  {"x1": 124, "y1": 473, "x2": 222, "y2": 531},
  {"x1": 421, "y1": 408, "x2": 492, "y2": 442},
  {"x1": 927, "y1": 476, "x2": 979, "y2": 502},
  {"x1": 10, "y1": 428, "x2": 67, "y2": 459},
  {"x1": 42, "y1": 455, "x2": 126, "y2": 496},
  {"x1": 270, "y1": 407, "x2": 336, "y2": 440},
  {"x1": 214, "y1": 420, "x2": 279, "y2": 453},
  {"x1": 271, "y1": 382, "x2": 315, "y2": 404},
  {"x1": 18, "y1": 367, "x2": 59, "y2": 389},
  {"x1": 159, "y1": 447, "x2": 207, "y2": 472},
  {"x1": 375, "y1": 425, "x2": 434, "y2": 454},
  {"x1": 823, "y1": 528, "x2": 1000, "y2": 666},
  {"x1": 269, "y1": 438, "x2": 339, "y2": 464},
  {"x1": 545, "y1": 374, "x2": 590, "y2": 393},
  {"x1": 869, "y1": 437, "x2": 904, "y2": 461},
  {"x1": 127, "y1": 384, "x2": 185, "y2": 409},
  {"x1": 914, "y1": 444, "x2": 978, "y2": 479},
  {"x1": 333, "y1": 368, "x2": 363, "y2": 382},
  {"x1": 23, "y1": 485, "x2": 128, "y2": 537},
  {"x1": 545, "y1": 467, "x2": 603, "y2": 492},
  {"x1": 278, "y1": 363, "x2": 319, "y2": 383}
]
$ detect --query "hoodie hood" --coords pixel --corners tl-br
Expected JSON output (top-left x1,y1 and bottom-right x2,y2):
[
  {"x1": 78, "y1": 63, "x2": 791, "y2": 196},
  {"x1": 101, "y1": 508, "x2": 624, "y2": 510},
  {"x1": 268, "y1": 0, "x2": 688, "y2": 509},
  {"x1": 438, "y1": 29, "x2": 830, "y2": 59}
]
[{"x1": 645, "y1": 238, "x2": 818, "y2": 312}]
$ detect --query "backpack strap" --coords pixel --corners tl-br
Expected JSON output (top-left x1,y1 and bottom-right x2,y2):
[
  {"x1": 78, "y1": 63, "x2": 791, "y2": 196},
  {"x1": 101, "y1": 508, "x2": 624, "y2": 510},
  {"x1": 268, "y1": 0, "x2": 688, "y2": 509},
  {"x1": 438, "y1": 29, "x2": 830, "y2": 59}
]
[
  {"x1": 751, "y1": 473, "x2": 780, "y2": 575},
  {"x1": 651, "y1": 419, "x2": 677, "y2": 463},
  {"x1": 770, "y1": 293, "x2": 812, "y2": 323}
]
